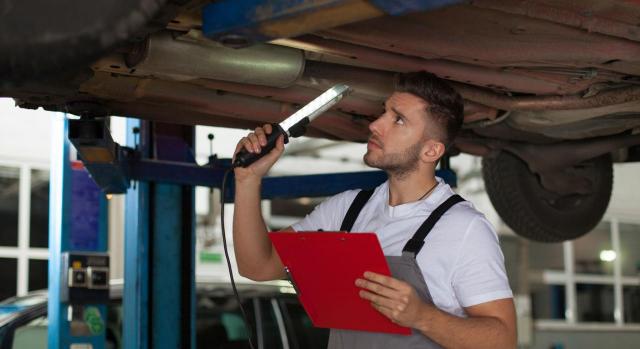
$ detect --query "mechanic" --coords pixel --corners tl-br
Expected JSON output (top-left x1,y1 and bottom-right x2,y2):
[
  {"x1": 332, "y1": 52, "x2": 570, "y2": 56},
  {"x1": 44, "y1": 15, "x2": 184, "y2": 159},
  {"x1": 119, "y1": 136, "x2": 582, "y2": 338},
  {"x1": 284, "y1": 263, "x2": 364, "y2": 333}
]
[{"x1": 232, "y1": 71, "x2": 516, "y2": 349}]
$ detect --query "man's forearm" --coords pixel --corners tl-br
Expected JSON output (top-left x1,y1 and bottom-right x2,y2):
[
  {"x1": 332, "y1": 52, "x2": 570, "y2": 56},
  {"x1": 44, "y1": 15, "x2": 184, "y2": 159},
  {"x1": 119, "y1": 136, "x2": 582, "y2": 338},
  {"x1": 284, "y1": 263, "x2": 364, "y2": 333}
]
[
  {"x1": 232, "y1": 178, "x2": 280, "y2": 280},
  {"x1": 416, "y1": 304, "x2": 515, "y2": 349}
]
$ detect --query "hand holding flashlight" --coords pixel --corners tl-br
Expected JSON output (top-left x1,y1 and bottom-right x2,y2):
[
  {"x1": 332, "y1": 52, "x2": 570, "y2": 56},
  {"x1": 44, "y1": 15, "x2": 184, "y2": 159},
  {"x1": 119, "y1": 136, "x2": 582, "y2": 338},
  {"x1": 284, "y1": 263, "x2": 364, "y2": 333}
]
[{"x1": 233, "y1": 84, "x2": 351, "y2": 168}]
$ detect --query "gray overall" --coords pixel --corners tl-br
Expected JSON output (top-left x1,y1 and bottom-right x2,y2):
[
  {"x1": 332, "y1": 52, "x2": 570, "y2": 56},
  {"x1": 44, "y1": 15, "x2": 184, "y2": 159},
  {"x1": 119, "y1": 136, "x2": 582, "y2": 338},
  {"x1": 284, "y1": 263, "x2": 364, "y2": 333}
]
[{"x1": 327, "y1": 190, "x2": 465, "y2": 349}]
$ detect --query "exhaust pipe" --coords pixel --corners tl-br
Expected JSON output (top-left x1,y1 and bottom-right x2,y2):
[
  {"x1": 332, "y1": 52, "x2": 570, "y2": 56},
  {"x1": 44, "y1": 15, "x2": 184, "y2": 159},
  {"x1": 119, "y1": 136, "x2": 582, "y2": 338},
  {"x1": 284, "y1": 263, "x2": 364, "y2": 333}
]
[{"x1": 125, "y1": 31, "x2": 305, "y2": 88}]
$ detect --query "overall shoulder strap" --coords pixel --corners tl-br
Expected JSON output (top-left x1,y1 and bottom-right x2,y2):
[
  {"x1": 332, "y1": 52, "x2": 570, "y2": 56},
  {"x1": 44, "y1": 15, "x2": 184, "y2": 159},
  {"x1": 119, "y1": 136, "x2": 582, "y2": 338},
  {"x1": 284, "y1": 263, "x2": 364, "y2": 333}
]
[
  {"x1": 340, "y1": 189, "x2": 374, "y2": 232},
  {"x1": 402, "y1": 194, "x2": 465, "y2": 256}
]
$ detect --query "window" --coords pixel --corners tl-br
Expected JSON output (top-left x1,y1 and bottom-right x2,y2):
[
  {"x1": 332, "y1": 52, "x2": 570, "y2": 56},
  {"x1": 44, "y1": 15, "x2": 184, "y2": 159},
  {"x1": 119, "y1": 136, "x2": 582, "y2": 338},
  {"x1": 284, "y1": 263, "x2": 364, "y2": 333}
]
[
  {"x1": 576, "y1": 284, "x2": 614, "y2": 322},
  {"x1": 620, "y1": 223, "x2": 640, "y2": 276},
  {"x1": 0, "y1": 164, "x2": 50, "y2": 298},
  {"x1": 623, "y1": 286, "x2": 640, "y2": 323},
  {"x1": 0, "y1": 258, "x2": 17, "y2": 300},
  {"x1": 574, "y1": 222, "x2": 612, "y2": 275},
  {"x1": 528, "y1": 219, "x2": 640, "y2": 328},
  {"x1": 29, "y1": 169, "x2": 49, "y2": 248},
  {"x1": 28, "y1": 259, "x2": 48, "y2": 292},
  {"x1": 0, "y1": 166, "x2": 20, "y2": 247}
]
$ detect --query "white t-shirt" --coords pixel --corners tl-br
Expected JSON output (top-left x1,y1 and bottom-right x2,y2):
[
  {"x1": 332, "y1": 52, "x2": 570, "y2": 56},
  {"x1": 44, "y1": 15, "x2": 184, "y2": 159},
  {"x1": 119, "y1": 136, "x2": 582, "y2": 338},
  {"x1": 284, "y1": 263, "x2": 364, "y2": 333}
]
[{"x1": 291, "y1": 177, "x2": 513, "y2": 317}]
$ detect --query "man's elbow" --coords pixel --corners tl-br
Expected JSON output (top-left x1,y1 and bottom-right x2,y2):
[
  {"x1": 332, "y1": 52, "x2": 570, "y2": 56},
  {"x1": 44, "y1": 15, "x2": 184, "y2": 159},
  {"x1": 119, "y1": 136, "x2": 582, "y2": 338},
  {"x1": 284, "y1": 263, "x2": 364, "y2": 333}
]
[
  {"x1": 237, "y1": 265, "x2": 262, "y2": 281},
  {"x1": 484, "y1": 314, "x2": 516, "y2": 349},
  {"x1": 500, "y1": 319, "x2": 517, "y2": 349},
  {"x1": 238, "y1": 265, "x2": 279, "y2": 282}
]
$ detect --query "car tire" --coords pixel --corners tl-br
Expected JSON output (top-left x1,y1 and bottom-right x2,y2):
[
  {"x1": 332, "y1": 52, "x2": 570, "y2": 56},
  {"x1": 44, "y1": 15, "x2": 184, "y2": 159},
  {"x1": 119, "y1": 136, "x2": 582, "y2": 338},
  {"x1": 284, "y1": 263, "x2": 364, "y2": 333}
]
[
  {"x1": 482, "y1": 151, "x2": 613, "y2": 242},
  {"x1": 0, "y1": 0, "x2": 168, "y2": 84}
]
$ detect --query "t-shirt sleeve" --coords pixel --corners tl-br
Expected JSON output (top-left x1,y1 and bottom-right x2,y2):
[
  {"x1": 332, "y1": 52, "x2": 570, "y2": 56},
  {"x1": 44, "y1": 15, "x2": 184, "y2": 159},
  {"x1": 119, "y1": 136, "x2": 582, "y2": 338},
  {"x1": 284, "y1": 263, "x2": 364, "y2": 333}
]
[
  {"x1": 451, "y1": 216, "x2": 513, "y2": 308},
  {"x1": 291, "y1": 189, "x2": 360, "y2": 232}
]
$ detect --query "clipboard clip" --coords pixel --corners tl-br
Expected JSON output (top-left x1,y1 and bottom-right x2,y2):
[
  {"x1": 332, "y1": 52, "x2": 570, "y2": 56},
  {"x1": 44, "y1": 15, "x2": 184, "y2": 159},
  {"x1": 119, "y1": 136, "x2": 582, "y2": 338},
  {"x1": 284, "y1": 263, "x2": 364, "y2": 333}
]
[{"x1": 284, "y1": 267, "x2": 301, "y2": 295}]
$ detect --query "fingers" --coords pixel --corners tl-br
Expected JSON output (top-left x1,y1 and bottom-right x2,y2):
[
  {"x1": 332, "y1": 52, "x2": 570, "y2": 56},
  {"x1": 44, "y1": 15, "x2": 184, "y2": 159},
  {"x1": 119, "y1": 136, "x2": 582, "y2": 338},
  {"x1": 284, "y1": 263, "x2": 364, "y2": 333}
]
[
  {"x1": 357, "y1": 273, "x2": 426, "y2": 328},
  {"x1": 370, "y1": 301, "x2": 398, "y2": 322},
  {"x1": 359, "y1": 289, "x2": 403, "y2": 311},
  {"x1": 276, "y1": 133, "x2": 285, "y2": 150},
  {"x1": 361, "y1": 288, "x2": 412, "y2": 326},
  {"x1": 254, "y1": 127, "x2": 267, "y2": 147},
  {"x1": 247, "y1": 133, "x2": 261, "y2": 153},
  {"x1": 233, "y1": 124, "x2": 285, "y2": 177},
  {"x1": 235, "y1": 124, "x2": 273, "y2": 157},
  {"x1": 355, "y1": 278, "x2": 399, "y2": 299},
  {"x1": 363, "y1": 272, "x2": 406, "y2": 292},
  {"x1": 233, "y1": 137, "x2": 247, "y2": 160}
]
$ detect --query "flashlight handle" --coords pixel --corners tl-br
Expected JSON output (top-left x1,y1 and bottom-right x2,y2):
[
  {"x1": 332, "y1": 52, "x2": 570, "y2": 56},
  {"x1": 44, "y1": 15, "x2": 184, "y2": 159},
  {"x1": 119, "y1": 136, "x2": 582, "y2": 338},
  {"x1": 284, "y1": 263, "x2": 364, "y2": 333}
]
[{"x1": 233, "y1": 124, "x2": 289, "y2": 168}]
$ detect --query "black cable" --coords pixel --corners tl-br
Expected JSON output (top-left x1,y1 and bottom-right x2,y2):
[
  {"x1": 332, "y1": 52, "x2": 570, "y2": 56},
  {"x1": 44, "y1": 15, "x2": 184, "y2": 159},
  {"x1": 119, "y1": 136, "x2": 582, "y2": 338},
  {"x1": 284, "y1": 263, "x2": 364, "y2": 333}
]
[{"x1": 221, "y1": 168, "x2": 256, "y2": 349}]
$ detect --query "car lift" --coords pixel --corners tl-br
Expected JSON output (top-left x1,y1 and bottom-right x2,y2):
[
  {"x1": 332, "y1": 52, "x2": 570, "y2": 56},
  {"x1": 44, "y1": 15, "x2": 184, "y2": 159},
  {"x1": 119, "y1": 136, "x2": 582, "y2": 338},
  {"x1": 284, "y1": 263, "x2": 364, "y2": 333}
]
[{"x1": 47, "y1": 2, "x2": 462, "y2": 349}]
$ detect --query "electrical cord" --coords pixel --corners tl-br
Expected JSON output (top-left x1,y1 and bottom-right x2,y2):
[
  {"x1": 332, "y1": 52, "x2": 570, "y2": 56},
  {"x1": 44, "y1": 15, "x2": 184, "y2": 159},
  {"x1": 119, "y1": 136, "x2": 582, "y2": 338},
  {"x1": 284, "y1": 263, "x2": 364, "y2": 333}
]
[{"x1": 220, "y1": 168, "x2": 256, "y2": 349}]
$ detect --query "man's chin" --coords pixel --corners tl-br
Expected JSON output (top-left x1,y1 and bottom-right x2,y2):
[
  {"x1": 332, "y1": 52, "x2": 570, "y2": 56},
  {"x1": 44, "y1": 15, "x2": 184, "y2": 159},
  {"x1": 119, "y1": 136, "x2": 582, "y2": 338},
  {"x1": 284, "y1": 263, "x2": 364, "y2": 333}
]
[{"x1": 363, "y1": 154, "x2": 382, "y2": 169}]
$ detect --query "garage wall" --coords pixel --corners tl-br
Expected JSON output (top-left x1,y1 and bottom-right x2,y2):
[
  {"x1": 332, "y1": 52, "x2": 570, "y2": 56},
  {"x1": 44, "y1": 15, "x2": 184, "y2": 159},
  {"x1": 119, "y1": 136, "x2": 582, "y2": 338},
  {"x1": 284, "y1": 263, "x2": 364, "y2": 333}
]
[
  {"x1": 606, "y1": 163, "x2": 640, "y2": 223},
  {"x1": 0, "y1": 99, "x2": 52, "y2": 163}
]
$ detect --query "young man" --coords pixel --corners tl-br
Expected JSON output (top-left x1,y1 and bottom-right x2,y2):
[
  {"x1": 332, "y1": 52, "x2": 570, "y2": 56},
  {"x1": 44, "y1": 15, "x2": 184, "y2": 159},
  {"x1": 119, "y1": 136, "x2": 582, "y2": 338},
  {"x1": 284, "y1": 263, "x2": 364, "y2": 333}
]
[{"x1": 232, "y1": 72, "x2": 516, "y2": 349}]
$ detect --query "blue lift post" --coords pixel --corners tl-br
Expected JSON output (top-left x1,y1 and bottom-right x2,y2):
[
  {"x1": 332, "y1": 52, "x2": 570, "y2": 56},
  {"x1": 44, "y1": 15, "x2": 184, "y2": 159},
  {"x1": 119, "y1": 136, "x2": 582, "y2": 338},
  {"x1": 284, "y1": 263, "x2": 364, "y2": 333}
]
[
  {"x1": 123, "y1": 120, "x2": 196, "y2": 349},
  {"x1": 48, "y1": 115, "x2": 109, "y2": 349}
]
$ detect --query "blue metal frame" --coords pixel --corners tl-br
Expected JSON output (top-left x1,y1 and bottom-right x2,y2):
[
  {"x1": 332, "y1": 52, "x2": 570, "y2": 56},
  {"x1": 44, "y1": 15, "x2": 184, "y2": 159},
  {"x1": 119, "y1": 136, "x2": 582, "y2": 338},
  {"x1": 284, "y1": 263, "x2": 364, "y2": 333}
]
[
  {"x1": 48, "y1": 114, "x2": 71, "y2": 349},
  {"x1": 202, "y1": 0, "x2": 464, "y2": 43},
  {"x1": 203, "y1": 0, "x2": 346, "y2": 42},
  {"x1": 127, "y1": 158, "x2": 390, "y2": 200},
  {"x1": 152, "y1": 184, "x2": 188, "y2": 348},
  {"x1": 127, "y1": 158, "x2": 456, "y2": 202},
  {"x1": 368, "y1": 0, "x2": 462, "y2": 15},
  {"x1": 79, "y1": 148, "x2": 457, "y2": 199},
  {"x1": 123, "y1": 119, "x2": 151, "y2": 349},
  {"x1": 48, "y1": 115, "x2": 108, "y2": 349},
  {"x1": 123, "y1": 178, "x2": 151, "y2": 349},
  {"x1": 123, "y1": 119, "x2": 196, "y2": 349}
]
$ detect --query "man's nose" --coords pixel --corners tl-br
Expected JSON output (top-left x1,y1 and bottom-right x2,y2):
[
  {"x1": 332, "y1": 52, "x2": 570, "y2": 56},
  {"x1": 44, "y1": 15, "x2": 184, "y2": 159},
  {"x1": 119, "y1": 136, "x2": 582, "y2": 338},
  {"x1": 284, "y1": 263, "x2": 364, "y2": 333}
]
[{"x1": 369, "y1": 115, "x2": 384, "y2": 136}]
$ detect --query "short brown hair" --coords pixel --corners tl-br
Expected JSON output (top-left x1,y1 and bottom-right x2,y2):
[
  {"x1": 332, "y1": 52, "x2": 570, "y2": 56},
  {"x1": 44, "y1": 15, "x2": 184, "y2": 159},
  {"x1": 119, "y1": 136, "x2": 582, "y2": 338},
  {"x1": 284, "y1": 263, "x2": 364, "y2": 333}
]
[{"x1": 394, "y1": 71, "x2": 464, "y2": 147}]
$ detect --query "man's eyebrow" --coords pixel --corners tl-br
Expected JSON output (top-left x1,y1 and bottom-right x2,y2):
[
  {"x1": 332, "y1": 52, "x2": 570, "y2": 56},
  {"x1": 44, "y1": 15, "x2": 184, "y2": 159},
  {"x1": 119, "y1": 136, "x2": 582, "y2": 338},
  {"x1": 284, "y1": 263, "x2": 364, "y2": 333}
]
[{"x1": 391, "y1": 107, "x2": 408, "y2": 120}]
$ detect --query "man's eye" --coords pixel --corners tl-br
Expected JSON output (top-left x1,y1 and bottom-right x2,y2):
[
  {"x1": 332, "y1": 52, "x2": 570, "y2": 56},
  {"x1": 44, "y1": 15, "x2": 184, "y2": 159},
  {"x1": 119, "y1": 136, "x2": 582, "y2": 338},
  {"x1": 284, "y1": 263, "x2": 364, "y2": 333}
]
[{"x1": 394, "y1": 116, "x2": 404, "y2": 125}]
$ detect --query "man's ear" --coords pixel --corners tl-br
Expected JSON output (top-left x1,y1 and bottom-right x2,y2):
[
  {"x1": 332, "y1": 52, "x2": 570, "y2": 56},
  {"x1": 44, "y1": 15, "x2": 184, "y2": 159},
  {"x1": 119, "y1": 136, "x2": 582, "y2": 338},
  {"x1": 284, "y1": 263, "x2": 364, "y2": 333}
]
[{"x1": 422, "y1": 140, "x2": 446, "y2": 163}]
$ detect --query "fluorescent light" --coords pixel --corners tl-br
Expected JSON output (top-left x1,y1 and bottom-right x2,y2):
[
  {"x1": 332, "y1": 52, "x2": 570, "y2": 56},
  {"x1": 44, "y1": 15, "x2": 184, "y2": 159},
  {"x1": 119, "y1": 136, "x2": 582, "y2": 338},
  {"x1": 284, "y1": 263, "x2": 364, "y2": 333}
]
[{"x1": 599, "y1": 250, "x2": 616, "y2": 262}]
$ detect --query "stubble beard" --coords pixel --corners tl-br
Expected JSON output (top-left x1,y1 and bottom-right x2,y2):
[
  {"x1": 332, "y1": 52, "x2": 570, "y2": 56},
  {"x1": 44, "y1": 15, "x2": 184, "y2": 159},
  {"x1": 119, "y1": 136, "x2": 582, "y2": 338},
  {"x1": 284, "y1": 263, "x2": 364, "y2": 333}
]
[{"x1": 363, "y1": 139, "x2": 423, "y2": 180}]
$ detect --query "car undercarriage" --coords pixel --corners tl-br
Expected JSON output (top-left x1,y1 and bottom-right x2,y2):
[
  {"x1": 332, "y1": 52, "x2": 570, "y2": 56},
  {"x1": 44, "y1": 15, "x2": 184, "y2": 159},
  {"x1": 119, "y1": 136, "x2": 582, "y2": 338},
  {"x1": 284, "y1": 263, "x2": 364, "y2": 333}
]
[{"x1": 2, "y1": 0, "x2": 640, "y2": 241}]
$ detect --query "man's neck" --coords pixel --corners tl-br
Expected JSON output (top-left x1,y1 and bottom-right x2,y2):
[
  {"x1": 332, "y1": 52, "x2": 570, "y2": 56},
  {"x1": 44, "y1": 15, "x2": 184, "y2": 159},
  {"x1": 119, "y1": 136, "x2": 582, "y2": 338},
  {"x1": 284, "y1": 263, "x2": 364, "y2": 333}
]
[{"x1": 387, "y1": 169, "x2": 438, "y2": 207}]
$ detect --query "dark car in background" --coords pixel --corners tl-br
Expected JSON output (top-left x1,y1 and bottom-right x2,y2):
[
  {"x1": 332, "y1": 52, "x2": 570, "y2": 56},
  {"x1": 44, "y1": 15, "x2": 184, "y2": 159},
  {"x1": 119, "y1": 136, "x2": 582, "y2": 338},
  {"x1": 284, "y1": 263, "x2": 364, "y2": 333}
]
[{"x1": 0, "y1": 280, "x2": 329, "y2": 349}]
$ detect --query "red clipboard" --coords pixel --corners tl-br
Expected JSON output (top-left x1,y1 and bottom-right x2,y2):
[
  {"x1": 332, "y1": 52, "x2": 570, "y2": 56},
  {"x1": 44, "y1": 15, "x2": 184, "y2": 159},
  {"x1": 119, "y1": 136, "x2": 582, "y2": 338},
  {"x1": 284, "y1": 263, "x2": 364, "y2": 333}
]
[{"x1": 269, "y1": 231, "x2": 412, "y2": 335}]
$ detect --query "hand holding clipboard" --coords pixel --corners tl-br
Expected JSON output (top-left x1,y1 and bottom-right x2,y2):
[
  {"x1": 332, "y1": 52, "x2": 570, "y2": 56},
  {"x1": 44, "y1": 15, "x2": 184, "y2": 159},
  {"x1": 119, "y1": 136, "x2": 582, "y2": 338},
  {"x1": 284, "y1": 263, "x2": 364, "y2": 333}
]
[{"x1": 269, "y1": 232, "x2": 411, "y2": 335}]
